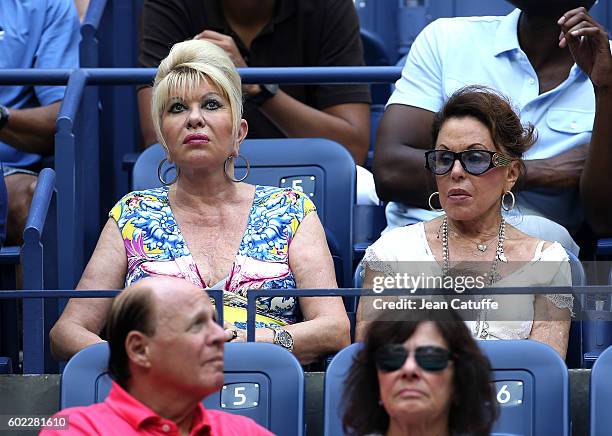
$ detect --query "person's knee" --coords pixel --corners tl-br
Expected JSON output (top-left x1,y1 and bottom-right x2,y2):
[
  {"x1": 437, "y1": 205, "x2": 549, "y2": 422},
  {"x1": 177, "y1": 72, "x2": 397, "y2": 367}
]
[{"x1": 5, "y1": 173, "x2": 38, "y2": 245}]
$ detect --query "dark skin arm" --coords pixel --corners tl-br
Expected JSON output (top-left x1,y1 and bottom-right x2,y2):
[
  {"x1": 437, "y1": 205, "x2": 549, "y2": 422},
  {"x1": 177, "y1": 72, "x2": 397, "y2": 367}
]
[
  {"x1": 557, "y1": 7, "x2": 612, "y2": 236},
  {"x1": 0, "y1": 102, "x2": 60, "y2": 155},
  {"x1": 372, "y1": 104, "x2": 435, "y2": 206},
  {"x1": 520, "y1": 142, "x2": 589, "y2": 190}
]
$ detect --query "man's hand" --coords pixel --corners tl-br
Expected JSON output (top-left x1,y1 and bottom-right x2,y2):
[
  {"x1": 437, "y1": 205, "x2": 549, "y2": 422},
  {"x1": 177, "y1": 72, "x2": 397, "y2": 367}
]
[
  {"x1": 559, "y1": 7, "x2": 612, "y2": 89},
  {"x1": 193, "y1": 30, "x2": 260, "y2": 95}
]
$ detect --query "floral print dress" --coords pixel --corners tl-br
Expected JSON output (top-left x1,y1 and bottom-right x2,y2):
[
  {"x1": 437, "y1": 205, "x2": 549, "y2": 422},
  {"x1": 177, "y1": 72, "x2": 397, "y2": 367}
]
[{"x1": 109, "y1": 185, "x2": 316, "y2": 329}]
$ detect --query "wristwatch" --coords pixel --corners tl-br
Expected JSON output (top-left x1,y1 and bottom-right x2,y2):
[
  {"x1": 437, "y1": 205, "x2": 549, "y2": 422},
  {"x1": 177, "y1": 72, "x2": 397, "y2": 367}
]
[
  {"x1": 248, "y1": 84, "x2": 279, "y2": 107},
  {"x1": 268, "y1": 326, "x2": 294, "y2": 352},
  {"x1": 0, "y1": 105, "x2": 10, "y2": 130}
]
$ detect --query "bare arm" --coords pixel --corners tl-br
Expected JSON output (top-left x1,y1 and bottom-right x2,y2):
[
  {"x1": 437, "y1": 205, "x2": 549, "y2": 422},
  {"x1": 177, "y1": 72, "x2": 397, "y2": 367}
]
[
  {"x1": 257, "y1": 95, "x2": 369, "y2": 165},
  {"x1": 530, "y1": 295, "x2": 571, "y2": 358},
  {"x1": 557, "y1": 7, "x2": 612, "y2": 234},
  {"x1": 286, "y1": 211, "x2": 350, "y2": 364},
  {"x1": 520, "y1": 143, "x2": 589, "y2": 190},
  {"x1": 581, "y1": 88, "x2": 612, "y2": 235},
  {"x1": 373, "y1": 104, "x2": 436, "y2": 205},
  {"x1": 0, "y1": 102, "x2": 60, "y2": 155},
  {"x1": 355, "y1": 266, "x2": 382, "y2": 342},
  {"x1": 50, "y1": 219, "x2": 127, "y2": 360}
]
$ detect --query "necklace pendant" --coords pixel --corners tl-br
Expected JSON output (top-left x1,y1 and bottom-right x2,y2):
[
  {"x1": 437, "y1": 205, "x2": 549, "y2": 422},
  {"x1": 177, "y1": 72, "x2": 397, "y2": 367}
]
[{"x1": 477, "y1": 244, "x2": 487, "y2": 252}]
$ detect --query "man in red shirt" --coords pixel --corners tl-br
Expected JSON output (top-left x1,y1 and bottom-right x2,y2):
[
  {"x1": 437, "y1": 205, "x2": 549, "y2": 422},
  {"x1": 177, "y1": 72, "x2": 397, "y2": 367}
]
[{"x1": 41, "y1": 277, "x2": 273, "y2": 435}]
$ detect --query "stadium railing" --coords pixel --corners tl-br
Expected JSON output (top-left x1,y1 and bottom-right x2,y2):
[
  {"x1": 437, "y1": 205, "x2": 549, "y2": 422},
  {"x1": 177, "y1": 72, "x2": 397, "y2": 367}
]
[
  {"x1": 3, "y1": 284, "x2": 612, "y2": 373},
  {"x1": 0, "y1": 66, "x2": 402, "y2": 289}
]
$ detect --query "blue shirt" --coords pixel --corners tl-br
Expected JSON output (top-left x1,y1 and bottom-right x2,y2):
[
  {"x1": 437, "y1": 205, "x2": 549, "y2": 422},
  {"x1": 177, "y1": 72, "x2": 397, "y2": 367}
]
[
  {"x1": 386, "y1": 9, "x2": 597, "y2": 233},
  {"x1": 0, "y1": 0, "x2": 79, "y2": 167}
]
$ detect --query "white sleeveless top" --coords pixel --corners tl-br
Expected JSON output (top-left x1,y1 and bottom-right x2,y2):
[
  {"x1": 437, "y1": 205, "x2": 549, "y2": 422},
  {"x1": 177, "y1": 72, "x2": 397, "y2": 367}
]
[{"x1": 361, "y1": 222, "x2": 573, "y2": 340}]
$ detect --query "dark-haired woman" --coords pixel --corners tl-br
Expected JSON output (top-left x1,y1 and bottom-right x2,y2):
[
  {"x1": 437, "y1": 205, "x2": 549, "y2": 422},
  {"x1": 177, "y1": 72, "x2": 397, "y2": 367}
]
[
  {"x1": 357, "y1": 86, "x2": 572, "y2": 357},
  {"x1": 345, "y1": 309, "x2": 497, "y2": 436}
]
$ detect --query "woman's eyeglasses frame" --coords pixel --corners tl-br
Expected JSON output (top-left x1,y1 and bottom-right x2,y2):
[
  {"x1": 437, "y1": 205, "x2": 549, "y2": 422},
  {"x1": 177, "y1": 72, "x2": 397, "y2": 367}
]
[
  {"x1": 375, "y1": 344, "x2": 453, "y2": 373},
  {"x1": 424, "y1": 149, "x2": 513, "y2": 176}
]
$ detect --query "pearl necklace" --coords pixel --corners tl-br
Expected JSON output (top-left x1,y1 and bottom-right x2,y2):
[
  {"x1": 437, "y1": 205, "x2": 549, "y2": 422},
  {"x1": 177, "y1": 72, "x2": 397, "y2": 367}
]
[{"x1": 441, "y1": 216, "x2": 506, "y2": 285}]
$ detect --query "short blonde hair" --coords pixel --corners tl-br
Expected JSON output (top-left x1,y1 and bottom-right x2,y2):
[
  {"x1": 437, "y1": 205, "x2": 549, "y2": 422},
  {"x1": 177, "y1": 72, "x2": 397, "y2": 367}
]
[{"x1": 151, "y1": 40, "x2": 243, "y2": 152}]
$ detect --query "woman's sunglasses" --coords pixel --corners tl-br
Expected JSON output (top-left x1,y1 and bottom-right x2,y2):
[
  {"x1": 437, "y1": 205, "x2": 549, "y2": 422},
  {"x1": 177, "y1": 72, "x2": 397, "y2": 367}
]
[
  {"x1": 425, "y1": 149, "x2": 513, "y2": 176},
  {"x1": 375, "y1": 344, "x2": 452, "y2": 372}
]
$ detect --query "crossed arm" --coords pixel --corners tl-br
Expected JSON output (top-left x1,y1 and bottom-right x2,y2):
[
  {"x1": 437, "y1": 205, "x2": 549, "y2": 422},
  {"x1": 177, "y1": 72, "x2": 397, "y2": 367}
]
[{"x1": 0, "y1": 102, "x2": 61, "y2": 155}]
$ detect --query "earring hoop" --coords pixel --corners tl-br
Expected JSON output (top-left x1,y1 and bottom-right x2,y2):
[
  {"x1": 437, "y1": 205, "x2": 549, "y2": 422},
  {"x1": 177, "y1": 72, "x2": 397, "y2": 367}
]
[
  {"x1": 428, "y1": 192, "x2": 443, "y2": 212},
  {"x1": 501, "y1": 191, "x2": 515, "y2": 211},
  {"x1": 157, "y1": 158, "x2": 179, "y2": 186},
  {"x1": 224, "y1": 154, "x2": 250, "y2": 183}
]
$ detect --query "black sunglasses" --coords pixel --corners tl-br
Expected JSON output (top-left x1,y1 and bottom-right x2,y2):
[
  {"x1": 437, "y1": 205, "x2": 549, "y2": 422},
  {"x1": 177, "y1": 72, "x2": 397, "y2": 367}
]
[
  {"x1": 425, "y1": 149, "x2": 512, "y2": 176},
  {"x1": 375, "y1": 344, "x2": 452, "y2": 372}
]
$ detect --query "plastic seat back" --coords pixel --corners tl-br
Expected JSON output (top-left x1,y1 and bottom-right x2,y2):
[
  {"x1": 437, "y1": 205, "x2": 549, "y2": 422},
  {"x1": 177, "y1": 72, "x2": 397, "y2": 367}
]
[
  {"x1": 324, "y1": 340, "x2": 569, "y2": 436},
  {"x1": 590, "y1": 344, "x2": 612, "y2": 436},
  {"x1": 61, "y1": 342, "x2": 305, "y2": 435},
  {"x1": 481, "y1": 340, "x2": 570, "y2": 436},
  {"x1": 132, "y1": 139, "x2": 356, "y2": 287}
]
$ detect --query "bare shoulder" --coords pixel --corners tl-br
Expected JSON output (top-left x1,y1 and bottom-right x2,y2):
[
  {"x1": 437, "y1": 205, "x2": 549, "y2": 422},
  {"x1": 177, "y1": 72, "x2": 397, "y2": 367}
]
[
  {"x1": 423, "y1": 216, "x2": 444, "y2": 238},
  {"x1": 505, "y1": 224, "x2": 556, "y2": 256}
]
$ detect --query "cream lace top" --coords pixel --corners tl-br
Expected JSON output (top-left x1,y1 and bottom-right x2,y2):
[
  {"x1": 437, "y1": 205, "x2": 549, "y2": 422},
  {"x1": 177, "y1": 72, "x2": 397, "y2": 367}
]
[{"x1": 361, "y1": 222, "x2": 573, "y2": 340}]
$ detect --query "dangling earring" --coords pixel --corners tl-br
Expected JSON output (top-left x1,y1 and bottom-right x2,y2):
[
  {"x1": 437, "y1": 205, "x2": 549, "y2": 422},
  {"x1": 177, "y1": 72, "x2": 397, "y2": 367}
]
[
  {"x1": 157, "y1": 158, "x2": 179, "y2": 186},
  {"x1": 501, "y1": 191, "x2": 515, "y2": 211},
  {"x1": 428, "y1": 192, "x2": 443, "y2": 212},
  {"x1": 224, "y1": 154, "x2": 251, "y2": 182}
]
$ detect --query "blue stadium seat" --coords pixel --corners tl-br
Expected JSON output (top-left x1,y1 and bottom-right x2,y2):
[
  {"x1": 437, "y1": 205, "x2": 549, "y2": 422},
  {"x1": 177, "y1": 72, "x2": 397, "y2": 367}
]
[
  {"x1": 355, "y1": 0, "x2": 399, "y2": 65},
  {"x1": 323, "y1": 342, "x2": 359, "y2": 436},
  {"x1": 364, "y1": 104, "x2": 385, "y2": 169},
  {"x1": 324, "y1": 340, "x2": 569, "y2": 436},
  {"x1": 596, "y1": 238, "x2": 612, "y2": 257},
  {"x1": 566, "y1": 250, "x2": 585, "y2": 368},
  {"x1": 353, "y1": 203, "x2": 386, "y2": 265},
  {"x1": 590, "y1": 344, "x2": 612, "y2": 436},
  {"x1": 569, "y1": 249, "x2": 612, "y2": 369},
  {"x1": 360, "y1": 29, "x2": 393, "y2": 106},
  {"x1": 131, "y1": 139, "x2": 355, "y2": 288},
  {"x1": 61, "y1": 342, "x2": 305, "y2": 435},
  {"x1": 0, "y1": 356, "x2": 12, "y2": 374}
]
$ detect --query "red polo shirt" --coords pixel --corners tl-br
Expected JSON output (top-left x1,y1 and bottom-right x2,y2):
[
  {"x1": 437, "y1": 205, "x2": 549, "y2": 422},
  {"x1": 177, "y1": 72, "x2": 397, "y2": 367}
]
[{"x1": 40, "y1": 382, "x2": 274, "y2": 436}]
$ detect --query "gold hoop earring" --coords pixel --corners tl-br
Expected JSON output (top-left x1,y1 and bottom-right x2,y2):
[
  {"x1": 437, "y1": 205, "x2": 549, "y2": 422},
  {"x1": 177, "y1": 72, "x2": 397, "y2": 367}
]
[
  {"x1": 501, "y1": 191, "x2": 515, "y2": 211},
  {"x1": 224, "y1": 154, "x2": 250, "y2": 182},
  {"x1": 428, "y1": 192, "x2": 443, "y2": 212}
]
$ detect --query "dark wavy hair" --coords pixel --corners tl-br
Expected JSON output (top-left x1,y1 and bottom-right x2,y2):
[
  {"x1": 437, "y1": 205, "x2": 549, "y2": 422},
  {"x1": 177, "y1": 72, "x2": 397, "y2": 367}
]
[
  {"x1": 342, "y1": 308, "x2": 497, "y2": 435},
  {"x1": 106, "y1": 286, "x2": 157, "y2": 387},
  {"x1": 431, "y1": 85, "x2": 536, "y2": 178}
]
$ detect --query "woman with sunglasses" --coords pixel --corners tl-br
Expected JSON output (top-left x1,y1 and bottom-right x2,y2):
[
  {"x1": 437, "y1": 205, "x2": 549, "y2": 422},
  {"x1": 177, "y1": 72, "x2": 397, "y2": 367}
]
[
  {"x1": 344, "y1": 308, "x2": 497, "y2": 436},
  {"x1": 357, "y1": 86, "x2": 572, "y2": 357}
]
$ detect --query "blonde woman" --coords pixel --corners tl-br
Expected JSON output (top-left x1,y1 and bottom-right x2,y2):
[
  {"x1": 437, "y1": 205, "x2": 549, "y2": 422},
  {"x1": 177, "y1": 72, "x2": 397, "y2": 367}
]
[{"x1": 51, "y1": 40, "x2": 350, "y2": 364}]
